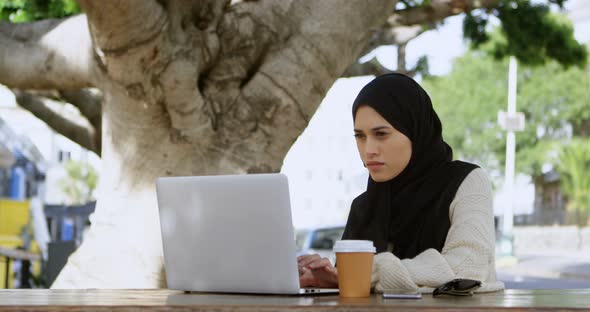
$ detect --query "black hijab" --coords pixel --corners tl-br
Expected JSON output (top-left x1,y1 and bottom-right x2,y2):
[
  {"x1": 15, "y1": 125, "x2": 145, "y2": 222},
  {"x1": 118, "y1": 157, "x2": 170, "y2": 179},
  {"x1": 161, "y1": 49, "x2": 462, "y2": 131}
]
[{"x1": 342, "y1": 73, "x2": 478, "y2": 259}]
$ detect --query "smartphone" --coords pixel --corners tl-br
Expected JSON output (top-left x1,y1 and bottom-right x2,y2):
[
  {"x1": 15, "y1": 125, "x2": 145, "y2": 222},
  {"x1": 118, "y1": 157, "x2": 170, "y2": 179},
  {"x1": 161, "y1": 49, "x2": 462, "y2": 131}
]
[{"x1": 382, "y1": 290, "x2": 422, "y2": 299}]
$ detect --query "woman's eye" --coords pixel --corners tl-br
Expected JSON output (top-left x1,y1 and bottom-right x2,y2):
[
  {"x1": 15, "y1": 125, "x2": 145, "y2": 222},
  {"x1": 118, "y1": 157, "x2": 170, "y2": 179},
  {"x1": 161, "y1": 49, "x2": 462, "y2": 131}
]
[
  {"x1": 375, "y1": 131, "x2": 387, "y2": 137},
  {"x1": 354, "y1": 133, "x2": 365, "y2": 139}
]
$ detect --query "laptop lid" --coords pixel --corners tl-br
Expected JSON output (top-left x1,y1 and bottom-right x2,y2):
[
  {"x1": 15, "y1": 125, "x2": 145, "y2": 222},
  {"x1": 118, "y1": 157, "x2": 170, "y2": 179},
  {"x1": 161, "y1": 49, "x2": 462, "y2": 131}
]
[{"x1": 156, "y1": 173, "x2": 302, "y2": 294}]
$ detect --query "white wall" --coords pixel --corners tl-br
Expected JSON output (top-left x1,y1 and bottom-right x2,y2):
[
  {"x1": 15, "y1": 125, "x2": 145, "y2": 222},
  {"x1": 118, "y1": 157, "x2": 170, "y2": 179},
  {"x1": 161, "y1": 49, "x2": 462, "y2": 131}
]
[{"x1": 282, "y1": 77, "x2": 372, "y2": 230}]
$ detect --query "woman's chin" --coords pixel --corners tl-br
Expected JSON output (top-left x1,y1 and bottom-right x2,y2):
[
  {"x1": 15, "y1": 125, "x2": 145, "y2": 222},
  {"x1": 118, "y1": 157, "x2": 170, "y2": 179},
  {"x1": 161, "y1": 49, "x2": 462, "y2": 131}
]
[
  {"x1": 370, "y1": 173, "x2": 389, "y2": 183},
  {"x1": 369, "y1": 170, "x2": 399, "y2": 182}
]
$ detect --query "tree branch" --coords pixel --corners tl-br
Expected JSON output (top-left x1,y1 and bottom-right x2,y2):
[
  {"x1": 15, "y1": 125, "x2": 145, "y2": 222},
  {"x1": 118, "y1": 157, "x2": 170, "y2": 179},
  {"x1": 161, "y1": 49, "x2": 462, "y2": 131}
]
[
  {"x1": 59, "y1": 89, "x2": 102, "y2": 154},
  {"x1": 391, "y1": 0, "x2": 501, "y2": 26},
  {"x1": 165, "y1": 0, "x2": 229, "y2": 44},
  {"x1": 398, "y1": 42, "x2": 408, "y2": 74},
  {"x1": 348, "y1": 0, "x2": 499, "y2": 78},
  {"x1": 78, "y1": 0, "x2": 167, "y2": 53},
  {"x1": 342, "y1": 57, "x2": 392, "y2": 77},
  {"x1": 347, "y1": 0, "x2": 499, "y2": 78},
  {"x1": 361, "y1": 24, "x2": 426, "y2": 57},
  {"x1": 59, "y1": 89, "x2": 102, "y2": 130},
  {"x1": 0, "y1": 15, "x2": 94, "y2": 89},
  {"x1": 12, "y1": 90, "x2": 100, "y2": 155},
  {"x1": 18, "y1": 88, "x2": 102, "y2": 149},
  {"x1": 0, "y1": 18, "x2": 62, "y2": 41},
  {"x1": 342, "y1": 44, "x2": 422, "y2": 77},
  {"x1": 344, "y1": 23, "x2": 429, "y2": 78}
]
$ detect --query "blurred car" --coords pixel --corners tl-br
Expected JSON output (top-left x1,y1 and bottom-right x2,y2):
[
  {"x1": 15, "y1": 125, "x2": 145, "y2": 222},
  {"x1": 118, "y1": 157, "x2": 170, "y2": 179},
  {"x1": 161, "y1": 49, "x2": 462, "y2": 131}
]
[{"x1": 295, "y1": 225, "x2": 345, "y2": 264}]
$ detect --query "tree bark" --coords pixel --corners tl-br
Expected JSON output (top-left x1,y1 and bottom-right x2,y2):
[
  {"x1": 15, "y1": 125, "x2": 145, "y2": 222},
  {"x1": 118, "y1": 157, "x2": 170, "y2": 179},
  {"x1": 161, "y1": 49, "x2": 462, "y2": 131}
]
[
  {"x1": 77, "y1": 0, "x2": 167, "y2": 53},
  {"x1": 0, "y1": 16, "x2": 94, "y2": 89},
  {"x1": 47, "y1": 0, "x2": 397, "y2": 288}
]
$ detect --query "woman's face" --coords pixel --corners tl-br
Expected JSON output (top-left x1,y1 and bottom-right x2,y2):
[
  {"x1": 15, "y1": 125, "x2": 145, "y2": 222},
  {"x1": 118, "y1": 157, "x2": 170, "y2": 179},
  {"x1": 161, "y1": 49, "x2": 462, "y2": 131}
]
[{"x1": 354, "y1": 105, "x2": 412, "y2": 182}]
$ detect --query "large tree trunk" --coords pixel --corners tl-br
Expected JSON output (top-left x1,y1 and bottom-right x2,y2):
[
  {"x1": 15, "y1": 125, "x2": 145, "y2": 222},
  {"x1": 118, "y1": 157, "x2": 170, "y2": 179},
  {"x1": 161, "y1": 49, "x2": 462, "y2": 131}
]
[
  {"x1": 48, "y1": 0, "x2": 395, "y2": 288},
  {"x1": 0, "y1": 0, "x2": 498, "y2": 288}
]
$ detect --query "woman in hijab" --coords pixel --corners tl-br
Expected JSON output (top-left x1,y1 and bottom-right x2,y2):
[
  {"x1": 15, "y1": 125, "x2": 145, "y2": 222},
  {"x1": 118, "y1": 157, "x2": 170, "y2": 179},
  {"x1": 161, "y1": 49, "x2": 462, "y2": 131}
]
[{"x1": 298, "y1": 73, "x2": 504, "y2": 293}]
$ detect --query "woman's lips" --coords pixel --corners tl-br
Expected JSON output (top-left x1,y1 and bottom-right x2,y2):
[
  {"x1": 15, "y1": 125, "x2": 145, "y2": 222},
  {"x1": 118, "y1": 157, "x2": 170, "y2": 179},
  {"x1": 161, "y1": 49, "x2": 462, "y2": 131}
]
[{"x1": 366, "y1": 162, "x2": 385, "y2": 170}]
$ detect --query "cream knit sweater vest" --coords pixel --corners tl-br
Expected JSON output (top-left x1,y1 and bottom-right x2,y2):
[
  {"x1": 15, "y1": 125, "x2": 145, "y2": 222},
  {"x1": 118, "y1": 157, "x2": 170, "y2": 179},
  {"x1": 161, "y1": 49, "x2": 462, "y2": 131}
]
[{"x1": 370, "y1": 168, "x2": 505, "y2": 293}]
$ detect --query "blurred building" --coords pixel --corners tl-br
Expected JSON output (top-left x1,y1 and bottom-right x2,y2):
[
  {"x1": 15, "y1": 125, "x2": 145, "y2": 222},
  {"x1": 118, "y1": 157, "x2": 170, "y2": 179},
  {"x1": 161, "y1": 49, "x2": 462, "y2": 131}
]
[
  {"x1": 0, "y1": 117, "x2": 46, "y2": 199},
  {"x1": 531, "y1": 170, "x2": 567, "y2": 225},
  {"x1": 282, "y1": 77, "x2": 371, "y2": 229},
  {"x1": 0, "y1": 86, "x2": 100, "y2": 288},
  {"x1": 0, "y1": 86, "x2": 100, "y2": 204}
]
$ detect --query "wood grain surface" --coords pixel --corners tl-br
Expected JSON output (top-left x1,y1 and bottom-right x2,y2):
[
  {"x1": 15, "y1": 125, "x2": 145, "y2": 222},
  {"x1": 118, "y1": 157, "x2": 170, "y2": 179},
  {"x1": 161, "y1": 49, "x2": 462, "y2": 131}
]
[{"x1": 0, "y1": 289, "x2": 588, "y2": 311}]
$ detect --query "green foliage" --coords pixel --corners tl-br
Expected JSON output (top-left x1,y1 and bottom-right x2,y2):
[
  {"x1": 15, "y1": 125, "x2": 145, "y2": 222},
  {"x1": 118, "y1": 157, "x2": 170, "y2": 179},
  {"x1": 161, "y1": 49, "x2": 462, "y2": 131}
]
[
  {"x1": 498, "y1": 3, "x2": 586, "y2": 68},
  {"x1": 58, "y1": 160, "x2": 98, "y2": 205},
  {"x1": 414, "y1": 55, "x2": 430, "y2": 77},
  {"x1": 421, "y1": 51, "x2": 590, "y2": 178},
  {"x1": 0, "y1": 0, "x2": 79, "y2": 22},
  {"x1": 396, "y1": 0, "x2": 432, "y2": 10},
  {"x1": 557, "y1": 138, "x2": 590, "y2": 226},
  {"x1": 424, "y1": 49, "x2": 590, "y2": 226},
  {"x1": 423, "y1": 53, "x2": 507, "y2": 171},
  {"x1": 462, "y1": 0, "x2": 587, "y2": 68},
  {"x1": 516, "y1": 59, "x2": 590, "y2": 172},
  {"x1": 463, "y1": 11, "x2": 490, "y2": 48}
]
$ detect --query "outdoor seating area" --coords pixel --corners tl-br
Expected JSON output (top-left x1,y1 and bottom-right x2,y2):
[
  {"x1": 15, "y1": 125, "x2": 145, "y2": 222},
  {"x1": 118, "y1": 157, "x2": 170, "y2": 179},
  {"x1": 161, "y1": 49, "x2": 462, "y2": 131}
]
[{"x1": 0, "y1": 199, "x2": 95, "y2": 288}]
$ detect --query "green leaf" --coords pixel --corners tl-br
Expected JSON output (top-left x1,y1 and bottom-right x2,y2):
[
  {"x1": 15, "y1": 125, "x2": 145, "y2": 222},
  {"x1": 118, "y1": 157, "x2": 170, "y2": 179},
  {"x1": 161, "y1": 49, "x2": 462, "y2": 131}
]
[
  {"x1": 58, "y1": 160, "x2": 99, "y2": 205},
  {"x1": 462, "y1": 1, "x2": 586, "y2": 68},
  {"x1": 0, "y1": 0, "x2": 80, "y2": 22},
  {"x1": 556, "y1": 138, "x2": 590, "y2": 226}
]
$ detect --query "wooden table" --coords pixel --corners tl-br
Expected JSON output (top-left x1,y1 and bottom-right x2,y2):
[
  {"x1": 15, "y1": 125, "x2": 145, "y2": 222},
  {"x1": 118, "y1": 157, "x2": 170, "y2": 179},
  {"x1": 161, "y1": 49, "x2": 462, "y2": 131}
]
[{"x1": 0, "y1": 289, "x2": 588, "y2": 311}]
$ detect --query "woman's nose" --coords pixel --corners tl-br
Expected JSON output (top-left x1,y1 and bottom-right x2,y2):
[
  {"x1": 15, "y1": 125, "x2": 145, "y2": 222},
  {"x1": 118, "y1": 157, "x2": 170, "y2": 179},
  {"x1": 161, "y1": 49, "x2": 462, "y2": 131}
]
[{"x1": 364, "y1": 139, "x2": 378, "y2": 157}]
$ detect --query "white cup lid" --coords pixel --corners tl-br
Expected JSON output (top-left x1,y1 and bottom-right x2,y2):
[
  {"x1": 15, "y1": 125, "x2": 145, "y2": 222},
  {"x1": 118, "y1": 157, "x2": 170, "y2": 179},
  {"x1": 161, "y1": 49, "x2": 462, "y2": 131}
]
[{"x1": 333, "y1": 240, "x2": 376, "y2": 253}]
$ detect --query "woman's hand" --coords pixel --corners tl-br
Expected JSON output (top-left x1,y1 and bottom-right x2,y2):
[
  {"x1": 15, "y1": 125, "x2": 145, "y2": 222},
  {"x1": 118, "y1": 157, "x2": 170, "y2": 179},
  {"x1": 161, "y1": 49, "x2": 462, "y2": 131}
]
[{"x1": 297, "y1": 254, "x2": 338, "y2": 288}]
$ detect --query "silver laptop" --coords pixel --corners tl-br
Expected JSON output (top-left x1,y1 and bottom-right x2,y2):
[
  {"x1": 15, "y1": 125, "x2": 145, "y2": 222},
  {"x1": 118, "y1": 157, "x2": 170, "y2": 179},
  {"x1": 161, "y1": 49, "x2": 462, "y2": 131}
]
[{"x1": 156, "y1": 173, "x2": 338, "y2": 295}]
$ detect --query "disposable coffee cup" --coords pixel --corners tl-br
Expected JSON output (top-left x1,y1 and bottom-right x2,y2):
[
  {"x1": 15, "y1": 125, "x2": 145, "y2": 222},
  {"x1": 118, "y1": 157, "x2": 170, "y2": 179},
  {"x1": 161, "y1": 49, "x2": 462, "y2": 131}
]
[{"x1": 333, "y1": 240, "x2": 376, "y2": 298}]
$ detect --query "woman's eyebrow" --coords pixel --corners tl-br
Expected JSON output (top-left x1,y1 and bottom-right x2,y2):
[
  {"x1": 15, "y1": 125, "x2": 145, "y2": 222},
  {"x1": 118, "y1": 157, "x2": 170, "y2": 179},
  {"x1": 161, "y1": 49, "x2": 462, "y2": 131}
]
[
  {"x1": 354, "y1": 125, "x2": 391, "y2": 132},
  {"x1": 371, "y1": 126, "x2": 391, "y2": 131}
]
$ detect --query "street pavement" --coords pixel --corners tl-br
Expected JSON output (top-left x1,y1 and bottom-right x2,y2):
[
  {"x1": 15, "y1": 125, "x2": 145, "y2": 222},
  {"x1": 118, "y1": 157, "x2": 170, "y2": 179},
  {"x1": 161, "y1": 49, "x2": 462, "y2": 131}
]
[{"x1": 496, "y1": 251, "x2": 590, "y2": 289}]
